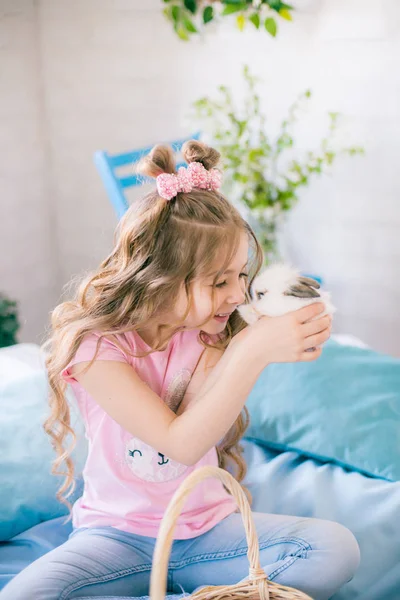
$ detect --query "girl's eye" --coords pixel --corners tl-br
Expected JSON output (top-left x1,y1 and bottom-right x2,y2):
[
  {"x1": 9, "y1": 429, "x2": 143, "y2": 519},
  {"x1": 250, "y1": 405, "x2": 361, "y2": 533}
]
[{"x1": 215, "y1": 273, "x2": 248, "y2": 289}]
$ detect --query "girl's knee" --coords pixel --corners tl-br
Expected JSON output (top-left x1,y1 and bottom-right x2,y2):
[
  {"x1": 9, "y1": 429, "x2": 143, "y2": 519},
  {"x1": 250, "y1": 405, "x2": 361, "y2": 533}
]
[{"x1": 316, "y1": 519, "x2": 360, "y2": 586}]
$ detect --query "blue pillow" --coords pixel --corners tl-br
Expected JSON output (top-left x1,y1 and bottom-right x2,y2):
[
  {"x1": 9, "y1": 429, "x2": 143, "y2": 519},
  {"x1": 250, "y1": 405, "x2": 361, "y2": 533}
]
[
  {"x1": 0, "y1": 344, "x2": 86, "y2": 541},
  {"x1": 245, "y1": 339, "x2": 400, "y2": 482}
]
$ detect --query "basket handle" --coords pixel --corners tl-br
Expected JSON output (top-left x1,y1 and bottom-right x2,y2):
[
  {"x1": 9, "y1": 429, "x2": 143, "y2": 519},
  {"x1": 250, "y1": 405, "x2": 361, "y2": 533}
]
[{"x1": 150, "y1": 465, "x2": 269, "y2": 600}]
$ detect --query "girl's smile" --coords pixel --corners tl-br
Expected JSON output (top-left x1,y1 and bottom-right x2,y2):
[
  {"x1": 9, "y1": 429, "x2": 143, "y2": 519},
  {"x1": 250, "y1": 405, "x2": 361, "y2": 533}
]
[{"x1": 213, "y1": 312, "x2": 232, "y2": 323}]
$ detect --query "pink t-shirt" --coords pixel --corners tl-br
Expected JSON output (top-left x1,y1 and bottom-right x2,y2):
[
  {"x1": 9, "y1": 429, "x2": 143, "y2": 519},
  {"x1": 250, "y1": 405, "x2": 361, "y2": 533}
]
[{"x1": 62, "y1": 328, "x2": 237, "y2": 539}]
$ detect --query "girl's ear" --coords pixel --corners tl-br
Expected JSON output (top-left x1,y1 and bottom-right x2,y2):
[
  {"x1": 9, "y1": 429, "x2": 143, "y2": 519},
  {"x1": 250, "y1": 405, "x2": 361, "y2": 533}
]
[{"x1": 237, "y1": 303, "x2": 259, "y2": 325}]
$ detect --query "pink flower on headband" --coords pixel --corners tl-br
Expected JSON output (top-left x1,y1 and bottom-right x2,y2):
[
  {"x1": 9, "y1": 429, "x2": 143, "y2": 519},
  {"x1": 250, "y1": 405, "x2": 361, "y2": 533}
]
[
  {"x1": 176, "y1": 166, "x2": 192, "y2": 193},
  {"x1": 155, "y1": 174, "x2": 180, "y2": 201},
  {"x1": 156, "y1": 162, "x2": 222, "y2": 201}
]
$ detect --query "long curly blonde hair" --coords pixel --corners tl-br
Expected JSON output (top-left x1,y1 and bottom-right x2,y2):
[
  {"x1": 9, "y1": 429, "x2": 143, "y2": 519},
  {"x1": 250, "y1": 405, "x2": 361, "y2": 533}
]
[{"x1": 44, "y1": 140, "x2": 263, "y2": 511}]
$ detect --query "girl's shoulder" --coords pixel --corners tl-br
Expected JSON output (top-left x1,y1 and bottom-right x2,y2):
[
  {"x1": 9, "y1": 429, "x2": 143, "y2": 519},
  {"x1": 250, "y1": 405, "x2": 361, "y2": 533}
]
[
  {"x1": 61, "y1": 330, "x2": 137, "y2": 384},
  {"x1": 62, "y1": 328, "x2": 214, "y2": 385},
  {"x1": 80, "y1": 330, "x2": 137, "y2": 359}
]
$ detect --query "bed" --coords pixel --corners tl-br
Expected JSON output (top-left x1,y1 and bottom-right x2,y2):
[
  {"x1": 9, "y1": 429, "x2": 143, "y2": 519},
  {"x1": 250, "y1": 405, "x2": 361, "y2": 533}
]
[{"x1": 1, "y1": 335, "x2": 399, "y2": 600}]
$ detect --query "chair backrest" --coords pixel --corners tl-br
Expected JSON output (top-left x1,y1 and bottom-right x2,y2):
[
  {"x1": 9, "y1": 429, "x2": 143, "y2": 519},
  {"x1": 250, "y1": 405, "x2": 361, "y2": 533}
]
[{"x1": 94, "y1": 132, "x2": 200, "y2": 220}]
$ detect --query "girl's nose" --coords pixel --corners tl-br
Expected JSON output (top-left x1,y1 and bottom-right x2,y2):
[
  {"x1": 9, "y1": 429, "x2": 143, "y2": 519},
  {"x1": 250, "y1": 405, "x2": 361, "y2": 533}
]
[{"x1": 227, "y1": 284, "x2": 246, "y2": 306}]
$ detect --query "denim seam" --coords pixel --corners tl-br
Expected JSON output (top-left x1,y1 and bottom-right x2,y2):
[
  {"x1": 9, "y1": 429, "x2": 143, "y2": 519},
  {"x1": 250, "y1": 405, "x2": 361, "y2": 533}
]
[
  {"x1": 59, "y1": 562, "x2": 153, "y2": 600},
  {"x1": 268, "y1": 555, "x2": 301, "y2": 580},
  {"x1": 261, "y1": 538, "x2": 311, "y2": 581},
  {"x1": 169, "y1": 536, "x2": 312, "y2": 571},
  {"x1": 168, "y1": 569, "x2": 174, "y2": 595}
]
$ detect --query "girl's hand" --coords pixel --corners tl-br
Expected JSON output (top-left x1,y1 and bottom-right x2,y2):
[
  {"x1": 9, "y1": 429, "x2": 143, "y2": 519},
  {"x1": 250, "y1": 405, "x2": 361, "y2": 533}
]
[{"x1": 231, "y1": 302, "x2": 331, "y2": 368}]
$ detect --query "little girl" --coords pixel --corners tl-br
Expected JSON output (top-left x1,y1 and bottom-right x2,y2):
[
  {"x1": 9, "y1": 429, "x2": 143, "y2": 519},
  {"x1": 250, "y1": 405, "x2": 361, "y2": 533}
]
[{"x1": 1, "y1": 141, "x2": 359, "y2": 600}]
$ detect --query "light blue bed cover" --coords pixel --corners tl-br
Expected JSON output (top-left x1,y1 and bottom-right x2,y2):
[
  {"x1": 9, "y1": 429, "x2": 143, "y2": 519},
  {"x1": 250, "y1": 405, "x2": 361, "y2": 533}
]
[{"x1": 1, "y1": 440, "x2": 399, "y2": 600}]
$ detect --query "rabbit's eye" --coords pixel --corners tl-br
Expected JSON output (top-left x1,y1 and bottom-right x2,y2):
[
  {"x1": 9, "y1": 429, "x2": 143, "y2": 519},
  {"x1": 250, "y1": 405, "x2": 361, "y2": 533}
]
[{"x1": 256, "y1": 290, "x2": 266, "y2": 300}]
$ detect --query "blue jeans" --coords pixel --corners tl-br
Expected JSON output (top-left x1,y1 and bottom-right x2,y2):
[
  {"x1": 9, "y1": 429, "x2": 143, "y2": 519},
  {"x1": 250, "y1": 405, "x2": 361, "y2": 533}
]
[{"x1": 0, "y1": 512, "x2": 360, "y2": 600}]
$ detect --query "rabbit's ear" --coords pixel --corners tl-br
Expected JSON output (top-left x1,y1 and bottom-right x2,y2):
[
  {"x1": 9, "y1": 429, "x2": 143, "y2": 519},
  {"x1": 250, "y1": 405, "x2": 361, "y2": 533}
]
[
  {"x1": 298, "y1": 276, "x2": 321, "y2": 289},
  {"x1": 285, "y1": 283, "x2": 321, "y2": 298}
]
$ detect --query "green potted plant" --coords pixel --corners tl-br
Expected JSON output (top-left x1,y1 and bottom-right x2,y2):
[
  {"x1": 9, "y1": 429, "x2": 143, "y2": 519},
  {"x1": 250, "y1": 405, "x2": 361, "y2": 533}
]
[
  {"x1": 192, "y1": 66, "x2": 364, "y2": 262},
  {"x1": 163, "y1": 0, "x2": 293, "y2": 40},
  {"x1": 0, "y1": 293, "x2": 20, "y2": 347}
]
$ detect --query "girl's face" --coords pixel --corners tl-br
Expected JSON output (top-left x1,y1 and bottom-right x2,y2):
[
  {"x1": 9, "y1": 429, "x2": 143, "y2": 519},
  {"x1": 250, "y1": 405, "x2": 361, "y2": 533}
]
[{"x1": 175, "y1": 233, "x2": 249, "y2": 335}]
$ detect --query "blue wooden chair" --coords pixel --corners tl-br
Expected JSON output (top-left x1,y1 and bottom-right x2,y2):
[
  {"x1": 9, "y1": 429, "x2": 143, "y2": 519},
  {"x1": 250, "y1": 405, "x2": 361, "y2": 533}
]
[{"x1": 93, "y1": 133, "x2": 200, "y2": 221}]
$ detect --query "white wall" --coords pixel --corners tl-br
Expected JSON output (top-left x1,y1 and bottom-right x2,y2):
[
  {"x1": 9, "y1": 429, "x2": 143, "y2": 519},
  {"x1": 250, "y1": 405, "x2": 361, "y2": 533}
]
[
  {"x1": 1, "y1": 0, "x2": 399, "y2": 355},
  {"x1": 0, "y1": 0, "x2": 58, "y2": 344}
]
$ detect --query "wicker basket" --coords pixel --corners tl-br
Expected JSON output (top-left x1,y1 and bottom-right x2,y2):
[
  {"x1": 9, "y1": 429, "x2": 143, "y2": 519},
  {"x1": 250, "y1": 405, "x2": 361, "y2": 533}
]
[{"x1": 150, "y1": 466, "x2": 313, "y2": 600}]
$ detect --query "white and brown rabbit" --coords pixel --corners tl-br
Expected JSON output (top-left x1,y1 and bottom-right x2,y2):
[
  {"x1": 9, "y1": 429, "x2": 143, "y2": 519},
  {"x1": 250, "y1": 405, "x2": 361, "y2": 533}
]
[{"x1": 238, "y1": 263, "x2": 335, "y2": 325}]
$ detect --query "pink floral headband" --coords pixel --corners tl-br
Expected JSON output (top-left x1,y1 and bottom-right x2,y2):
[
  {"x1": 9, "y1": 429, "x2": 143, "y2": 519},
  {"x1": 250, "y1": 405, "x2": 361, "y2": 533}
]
[{"x1": 156, "y1": 162, "x2": 222, "y2": 201}]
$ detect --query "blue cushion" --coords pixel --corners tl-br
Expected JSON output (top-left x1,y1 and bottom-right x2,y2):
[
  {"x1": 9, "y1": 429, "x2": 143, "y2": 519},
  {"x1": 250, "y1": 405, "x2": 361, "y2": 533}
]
[
  {"x1": 0, "y1": 344, "x2": 86, "y2": 541},
  {"x1": 246, "y1": 339, "x2": 400, "y2": 482}
]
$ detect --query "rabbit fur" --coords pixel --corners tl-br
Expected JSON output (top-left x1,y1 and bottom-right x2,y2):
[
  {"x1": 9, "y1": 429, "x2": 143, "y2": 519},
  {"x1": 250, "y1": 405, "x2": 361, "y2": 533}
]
[{"x1": 238, "y1": 263, "x2": 336, "y2": 325}]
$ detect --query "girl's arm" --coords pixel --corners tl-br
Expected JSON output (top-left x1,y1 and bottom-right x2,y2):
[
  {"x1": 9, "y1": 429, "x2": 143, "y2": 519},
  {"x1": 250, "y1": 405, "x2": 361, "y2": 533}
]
[
  {"x1": 176, "y1": 347, "x2": 223, "y2": 416},
  {"x1": 70, "y1": 303, "x2": 330, "y2": 466},
  {"x1": 70, "y1": 341, "x2": 255, "y2": 466}
]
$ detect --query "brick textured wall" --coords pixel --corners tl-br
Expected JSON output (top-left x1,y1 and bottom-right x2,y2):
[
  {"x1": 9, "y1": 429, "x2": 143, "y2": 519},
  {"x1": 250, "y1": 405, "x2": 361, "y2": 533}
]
[{"x1": 1, "y1": 0, "x2": 399, "y2": 355}]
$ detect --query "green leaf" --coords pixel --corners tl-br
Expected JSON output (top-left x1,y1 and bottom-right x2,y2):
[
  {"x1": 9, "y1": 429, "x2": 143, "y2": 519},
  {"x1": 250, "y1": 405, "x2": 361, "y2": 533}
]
[
  {"x1": 236, "y1": 14, "x2": 246, "y2": 31},
  {"x1": 348, "y1": 146, "x2": 365, "y2": 156},
  {"x1": 267, "y1": 0, "x2": 283, "y2": 11},
  {"x1": 172, "y1": 5, "x2": 181, "y2": 23},
  {"x1": 222, "y1": 3, "x2": 247, "y2": 14},
  {"x1": 279, "y1": 8, "x2": 292, "y2": 20},
  {"x1": 203, "y1": 6, "x2": 214, "y2": 23},
  {"x1": 249, "y1": 13, "x2": 260, "y2": 28},
  {"x1": 236, "y1": 119, "x2": 247, "y2": 136},
  {"x1": 325, "y1": 151, "x2": 335, "y2": 165},
  {"x1": 163, "y1": 6, "x2": 172, "y2": 19},
  {"x1": 264, "y1": 17, "x2": 277, "y2": 36},
  {"x1": 249, "y1": 148, "x2": 265, "y2": 160},
  {"x1": 184, "y1": 0, "x2": 197, "y2": 13},
  {"x1": 183, "y1": 15, "x2": 198, "y2": 32},
  {"x1": 175, "y1": 24, "x2": 190, "y2": 40}
]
